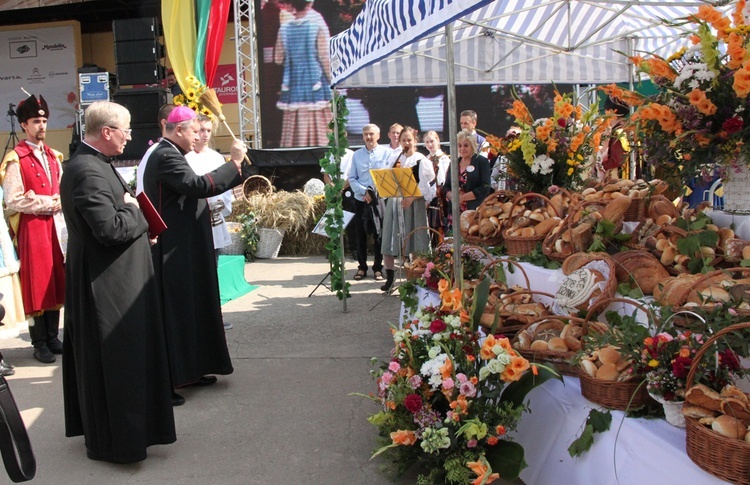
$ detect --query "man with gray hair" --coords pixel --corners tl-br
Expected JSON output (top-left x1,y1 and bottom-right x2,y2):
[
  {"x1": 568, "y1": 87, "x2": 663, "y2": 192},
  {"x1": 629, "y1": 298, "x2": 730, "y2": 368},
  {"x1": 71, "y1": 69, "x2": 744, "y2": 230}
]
[
  {"x1": 60, "y1": 100, "x2": 176, "y2": 463},
  {"x1": 348, "y1": 123, "x2": 390, "y2": 282},
  {"x1": 142, "y1": 106, "x2": 248, "y2": 405}
]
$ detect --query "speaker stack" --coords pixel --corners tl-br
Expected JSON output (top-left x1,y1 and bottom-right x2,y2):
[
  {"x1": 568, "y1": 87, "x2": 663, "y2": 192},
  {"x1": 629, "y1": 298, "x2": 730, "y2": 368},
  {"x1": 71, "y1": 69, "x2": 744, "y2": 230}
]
[{"x1": 112, "y1": 17, "x2": 167, "y2": 160}]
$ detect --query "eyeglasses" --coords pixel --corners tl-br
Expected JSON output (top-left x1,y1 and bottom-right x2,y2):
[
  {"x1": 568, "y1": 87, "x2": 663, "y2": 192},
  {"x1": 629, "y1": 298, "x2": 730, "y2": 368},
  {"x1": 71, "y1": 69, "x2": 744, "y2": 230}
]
[{"x1": 107, "y1": 126, "x2": 132, "y2": 137}]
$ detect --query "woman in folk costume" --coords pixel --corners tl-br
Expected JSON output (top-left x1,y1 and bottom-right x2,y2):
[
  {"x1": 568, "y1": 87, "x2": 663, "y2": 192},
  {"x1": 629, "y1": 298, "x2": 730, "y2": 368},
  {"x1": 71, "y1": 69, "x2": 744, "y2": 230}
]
[
  {"x1": 0, "y1": 94, "x2": 65, "y2": 364},
  {"x1": 380, "y1": 126, "x2": 436, "y2": 292}
]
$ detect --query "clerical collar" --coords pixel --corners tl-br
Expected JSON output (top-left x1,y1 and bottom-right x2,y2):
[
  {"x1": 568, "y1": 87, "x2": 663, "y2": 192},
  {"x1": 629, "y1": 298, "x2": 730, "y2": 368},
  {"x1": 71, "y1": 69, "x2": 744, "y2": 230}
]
[{"x1": 81, "y1": 141, "x2": 111, "y2": 161}]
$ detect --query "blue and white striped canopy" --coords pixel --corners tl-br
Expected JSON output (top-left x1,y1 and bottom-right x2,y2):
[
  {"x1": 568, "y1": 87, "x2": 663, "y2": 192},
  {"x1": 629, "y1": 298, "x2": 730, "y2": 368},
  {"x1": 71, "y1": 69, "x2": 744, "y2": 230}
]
[{"x1": 330, "y1": 0, "x2": 736, "y2": 87}]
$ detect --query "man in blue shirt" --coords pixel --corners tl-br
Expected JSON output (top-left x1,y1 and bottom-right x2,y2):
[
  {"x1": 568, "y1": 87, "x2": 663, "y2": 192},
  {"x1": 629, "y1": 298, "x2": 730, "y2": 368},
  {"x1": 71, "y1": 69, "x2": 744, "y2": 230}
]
[{"x1": 348, "y1": 124, "x2": 390, "y2": 281}]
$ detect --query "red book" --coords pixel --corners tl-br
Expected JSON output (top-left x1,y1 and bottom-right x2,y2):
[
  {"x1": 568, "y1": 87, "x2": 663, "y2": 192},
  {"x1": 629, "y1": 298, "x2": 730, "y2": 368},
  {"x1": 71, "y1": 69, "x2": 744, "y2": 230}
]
[{"x1": 136, "y1": 192, "x2": 167, "y2": 238}]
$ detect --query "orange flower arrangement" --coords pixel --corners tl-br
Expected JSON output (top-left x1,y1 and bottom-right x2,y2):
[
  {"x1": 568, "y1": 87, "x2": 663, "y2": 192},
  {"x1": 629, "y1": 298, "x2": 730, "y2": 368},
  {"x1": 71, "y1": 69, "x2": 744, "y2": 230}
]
[
  {"x1": 489, "y1": 89, "x2": 616, "y2": 193},
  {"x1": 600, "y1": 1, "x2": 750, "y2": 182},
  {"x1": 360, "y1": 277, "x2": 560, "y2": 484}
]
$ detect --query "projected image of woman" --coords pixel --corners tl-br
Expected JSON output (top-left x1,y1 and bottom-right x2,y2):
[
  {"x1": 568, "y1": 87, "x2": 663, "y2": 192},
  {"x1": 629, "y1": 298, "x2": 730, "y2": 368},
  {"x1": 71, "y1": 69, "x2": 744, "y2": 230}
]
[{"x1": 275, "y1": 0, "x2": 333, "y2": 147}]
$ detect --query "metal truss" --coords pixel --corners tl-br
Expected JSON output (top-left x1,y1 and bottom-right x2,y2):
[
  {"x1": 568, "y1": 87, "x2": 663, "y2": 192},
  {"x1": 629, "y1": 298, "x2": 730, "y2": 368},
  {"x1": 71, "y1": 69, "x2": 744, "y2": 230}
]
[{"x1": 234, "y1": 0, "x2": 262, "y2": 148}]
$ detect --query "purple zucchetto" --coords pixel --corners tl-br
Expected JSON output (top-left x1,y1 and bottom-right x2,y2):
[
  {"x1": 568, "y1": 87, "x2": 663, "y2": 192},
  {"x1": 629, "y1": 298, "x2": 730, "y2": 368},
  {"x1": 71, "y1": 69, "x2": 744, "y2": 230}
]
[{"x1": 166, "y1": 105, "x2": 196, "y2": 123}]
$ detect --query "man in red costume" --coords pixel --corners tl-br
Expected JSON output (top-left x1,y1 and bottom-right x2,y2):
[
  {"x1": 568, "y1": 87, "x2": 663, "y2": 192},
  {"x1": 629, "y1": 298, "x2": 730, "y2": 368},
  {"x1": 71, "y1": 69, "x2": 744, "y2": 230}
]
[{"x1": 0, "y1": 94, "x2": 65, "y2": 364}]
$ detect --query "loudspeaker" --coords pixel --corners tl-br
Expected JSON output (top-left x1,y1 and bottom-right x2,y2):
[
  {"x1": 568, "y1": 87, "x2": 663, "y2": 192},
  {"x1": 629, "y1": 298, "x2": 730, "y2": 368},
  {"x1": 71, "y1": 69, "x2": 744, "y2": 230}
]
[
  {"x1": 113, "y1": 88, "x2": 169, "y2": 125},
  {"x1": 116, "y1": 62, "x2": 165, "y2": 86},
  {"x1": 115, "y1": 39, "x2": 163, "y2": 64},
  {"x1": 113, "y1": 18, "x2": 158, "y2": 42},
  {"x1": 116, "y1": 125, "x2": 161, "y2": 161},
  {"x1": 113, "y1": 17, "x2": 164, "y2": 85}
]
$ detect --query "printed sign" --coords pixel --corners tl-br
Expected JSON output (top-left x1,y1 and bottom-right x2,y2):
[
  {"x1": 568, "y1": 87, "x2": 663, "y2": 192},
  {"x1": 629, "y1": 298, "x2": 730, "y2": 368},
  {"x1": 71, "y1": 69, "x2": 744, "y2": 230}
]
[{"x1": 0, "y1": 25, "x2": 78, "y2": 129}]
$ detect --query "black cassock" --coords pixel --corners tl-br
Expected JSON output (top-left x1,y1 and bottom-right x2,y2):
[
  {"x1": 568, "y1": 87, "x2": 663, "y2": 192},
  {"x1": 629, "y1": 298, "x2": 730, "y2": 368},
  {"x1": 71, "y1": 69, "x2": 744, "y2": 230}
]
[
  {"x1": 60, "y1": 144, "x2": 175, "y2": 463},
  {"x1": 143, "y1": 139, "x2": 242, "y2": 386}
]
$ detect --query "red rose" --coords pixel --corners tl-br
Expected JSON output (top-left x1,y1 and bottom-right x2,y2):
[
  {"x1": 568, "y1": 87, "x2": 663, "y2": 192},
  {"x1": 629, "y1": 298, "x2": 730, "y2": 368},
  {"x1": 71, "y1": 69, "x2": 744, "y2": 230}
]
[
  {"x1": 722, "y1": 116, "x2": 743, "y2": 134},
  {"x1": 672, "y1": 356, "x2": 692, "y2": 378},
  {"x1": 557, "y1": 118, "x2": 567, "y2": 127},
  {"x1": 404, "y1": 394, "x2": 423, "y2": 413},
  {"x1": 430, "y1": 319, "x2": 447, "y2": 333}
]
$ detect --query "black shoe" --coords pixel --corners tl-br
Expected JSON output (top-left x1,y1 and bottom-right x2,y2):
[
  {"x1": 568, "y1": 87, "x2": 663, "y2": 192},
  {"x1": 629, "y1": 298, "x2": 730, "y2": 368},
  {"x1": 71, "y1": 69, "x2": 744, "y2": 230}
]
[
  {"x1": 47, "y1": 338, "x2": 63, "y2": 354},
  {"x1": 380, "y1": 269, "x2": 395, "y2": 292},
  {"x1": 172, "y1": 391, "x2": 185, "y2": 406},
  {"x1": 33, "y1": 346, "x2": 56, "y2": 364},
  {"x1": 190, "y1": 375, "x2": 218, "y2": 387}
]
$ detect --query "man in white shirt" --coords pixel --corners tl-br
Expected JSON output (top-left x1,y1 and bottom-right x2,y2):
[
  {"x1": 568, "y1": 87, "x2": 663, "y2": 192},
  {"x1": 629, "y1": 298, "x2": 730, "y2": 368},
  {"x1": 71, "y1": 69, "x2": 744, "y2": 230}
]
[
  {"x1": 185, "y1": 115, "x2": 234, "y2": 330},
  {"x1": 382, "y1": 123, "x2": 403, "y2": 159}
]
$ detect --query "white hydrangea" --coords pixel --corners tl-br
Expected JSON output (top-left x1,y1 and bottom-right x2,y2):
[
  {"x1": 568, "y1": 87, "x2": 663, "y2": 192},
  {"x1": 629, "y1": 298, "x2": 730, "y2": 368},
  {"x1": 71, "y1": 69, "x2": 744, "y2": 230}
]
[{"x1": 531, "y1": 154, "x2": 555, "y2": 175}]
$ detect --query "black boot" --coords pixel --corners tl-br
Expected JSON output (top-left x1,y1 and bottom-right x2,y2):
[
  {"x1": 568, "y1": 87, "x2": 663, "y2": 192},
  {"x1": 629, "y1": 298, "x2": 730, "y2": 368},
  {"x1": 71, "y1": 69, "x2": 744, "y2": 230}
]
[
  {"x1": 380, "y1": 269, "x2": 395, "y2": 293},
  {"x1": 44, "y1": 310, "x2": 62, "y2": 354},
  {"x1": 30, "y1": 317, "x2": 55, "y2": 364}
]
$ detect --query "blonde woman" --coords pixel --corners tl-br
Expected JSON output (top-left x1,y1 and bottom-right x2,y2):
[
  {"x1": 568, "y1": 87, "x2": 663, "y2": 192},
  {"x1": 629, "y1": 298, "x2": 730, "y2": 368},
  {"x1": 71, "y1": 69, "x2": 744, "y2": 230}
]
[{"x1": 380, "y1": 127, "x2": 435, "y2": 292}]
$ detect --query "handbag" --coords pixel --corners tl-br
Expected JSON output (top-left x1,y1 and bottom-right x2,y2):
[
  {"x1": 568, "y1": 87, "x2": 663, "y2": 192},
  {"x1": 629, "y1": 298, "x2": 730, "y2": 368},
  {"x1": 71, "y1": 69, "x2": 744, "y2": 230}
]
[{"x1": 0, "y1": 376, "x2": 35, "y2": 482}]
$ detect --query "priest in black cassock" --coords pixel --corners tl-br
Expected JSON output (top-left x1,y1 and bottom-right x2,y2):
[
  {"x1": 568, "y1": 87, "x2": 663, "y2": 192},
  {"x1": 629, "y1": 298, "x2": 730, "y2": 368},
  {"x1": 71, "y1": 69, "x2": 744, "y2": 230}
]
[
  {"x1": 142, "y1": 106, "x2": 247, "y2": 403},
  {"x1": 60, "y1": 100, "x2": 176, "y2": 463}
]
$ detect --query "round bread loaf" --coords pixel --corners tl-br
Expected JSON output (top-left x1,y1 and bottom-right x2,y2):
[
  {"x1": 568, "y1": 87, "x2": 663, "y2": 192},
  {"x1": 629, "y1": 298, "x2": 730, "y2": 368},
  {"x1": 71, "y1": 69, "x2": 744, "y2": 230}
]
[
  {"x1": 530, "y1": 340, "x2": 549, "y2": 351},
  {"x1": 596, "y1": 363, "x2": 619, "y2": 381},
  {"x1": 547, "y1": 337, "x2": 569, "y2": 352}
]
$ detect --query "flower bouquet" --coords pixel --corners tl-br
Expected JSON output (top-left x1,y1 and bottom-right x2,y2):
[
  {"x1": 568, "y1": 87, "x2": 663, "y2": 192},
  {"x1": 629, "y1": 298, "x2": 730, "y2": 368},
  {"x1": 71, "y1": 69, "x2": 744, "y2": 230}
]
[
  {"x1": 600, "y1": 2, "x2": 750, "y2": 191},
  {"x1": 172, "y1": 74, "x2": 216, "y2": 120},
  {"x1": 362, "y1": 278, "x2": 560, "y2": 484},
  {"x1": 642, "y1": 330, "x2": 706, "y2": 403},
  {"x1": 487, "y1": 90, "x2": 616, "y2": 194}
]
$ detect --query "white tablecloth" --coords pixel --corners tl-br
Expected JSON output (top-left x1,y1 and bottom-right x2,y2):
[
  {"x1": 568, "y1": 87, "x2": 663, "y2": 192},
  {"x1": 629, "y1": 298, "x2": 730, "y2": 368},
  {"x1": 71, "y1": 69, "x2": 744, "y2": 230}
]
[
  {"x1": 516, "y1": 376, "x2": 727, "y2": 484},
  {"x1": 707, "y1": 209, "x2": 750, "y2": 240}
]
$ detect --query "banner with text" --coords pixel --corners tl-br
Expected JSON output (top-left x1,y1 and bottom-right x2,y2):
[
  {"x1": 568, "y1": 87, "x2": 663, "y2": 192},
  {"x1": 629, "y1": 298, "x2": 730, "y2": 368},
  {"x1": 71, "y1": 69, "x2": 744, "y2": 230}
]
[{"x1": 0, "y1": 25, "x2": 78, "y2": 130}]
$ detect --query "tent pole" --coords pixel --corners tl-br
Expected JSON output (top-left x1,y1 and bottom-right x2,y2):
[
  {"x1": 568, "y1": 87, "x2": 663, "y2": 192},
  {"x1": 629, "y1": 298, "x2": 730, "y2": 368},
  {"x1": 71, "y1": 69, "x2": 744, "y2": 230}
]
[
  {"x1": 445, "y1": 23, "x2": 461, "y2": 287},
  {"x1": 332, "y1": 89, "x2": 347, "y2": 312},
  {"x1": 627, "y1": 36, "x2": 636, "y2": 180}
]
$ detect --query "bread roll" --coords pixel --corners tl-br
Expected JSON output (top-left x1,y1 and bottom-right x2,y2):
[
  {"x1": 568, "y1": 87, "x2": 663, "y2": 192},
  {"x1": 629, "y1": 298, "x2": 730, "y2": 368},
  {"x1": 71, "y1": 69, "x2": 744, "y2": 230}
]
[
  {"x1": 521, "y1": 227, "x2": 536, "y2": 238},
  {"x1": 721, "y1": 398, "x2": 750, "y2": 421},
  {"x1": 596, "y1": 363, "x2": 619, "y2": 381},
  {"x1": 599, "y1": 346, "x2": 621, "y2": 365},
  {"x1": 459, "y1": 210, "x2": 476, "y2": 235},
  {"x1": 721, "y1": 386, "x2": 750, "y2": 403},
  {"x1": 547, "y1": 337, "x2": 569, "y2": 352},
  {"x1": 711, "y1": 414, "x2": 747, "y2": 439},
  {"x1": 530, "y1": 340, "x2": 549, "y2": 351},
  {"x1": 682, "y1": 405, "x2": 717, "y2": 419},
  {"x1": 581, "y1": 360, "x2": 598, "y2": 377},
  {"x1": 685, "y1": 384, "x2": 723, "y2": 412},
  {"x1": 534, "y1": 217, "x2": 560, "y2": 236}
]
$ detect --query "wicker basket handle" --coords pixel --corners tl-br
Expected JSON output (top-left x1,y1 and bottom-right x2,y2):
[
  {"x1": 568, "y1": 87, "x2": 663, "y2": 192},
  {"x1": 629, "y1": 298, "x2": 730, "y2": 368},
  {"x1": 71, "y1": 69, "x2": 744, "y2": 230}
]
[
  {"x1": 480, "y1": 258, "x2": 530, "y2": 289},
  {"x1": 583, "y1": 296, "x2": 656, "y2": 327},
  {"x1": 672, "y1": 267, "x2": 750, "y2": 307},
  {"x1": 402, "y1": 226, "x2": 443, "y2": 259},
  {"x1": 684, "y1": 321, "x2": 750, "y2": 389}
]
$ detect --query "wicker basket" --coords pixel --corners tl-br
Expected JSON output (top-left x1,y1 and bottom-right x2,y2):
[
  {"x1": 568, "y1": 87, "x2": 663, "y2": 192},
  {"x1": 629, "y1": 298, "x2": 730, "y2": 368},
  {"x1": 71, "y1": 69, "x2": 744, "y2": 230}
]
[
  {"x1": 578, "y1": 297, "x2": 657, "y2": 410},
  {"x1": 218, "y1": 222, "x2": 244, "y2": 255},
  {"x1": 513, "y1": 314, "x2": 590, "y2": 376},
  {"x1": 480, "y1": 258, "x2": 531, "y2": 289},
  {"x1": 542, "y1": 200, "x2": 621, "y2": 262},
  {"x1": 579, "y1": 372, "x2": 655, "y2": 411},
  {"x1": 242, "y1": 175, "x2": 273, "y2": 200},
  {"x1": 402, "y1": 226, "x2": 442, "y2": 280},
  {"x1": 671, "y1": 267, "x2": 750, "y2": 317},
  {"x1": 504, "y1": 192, "x2": 560, "y2": 257},
  {"x1": 256, "y1": 227, "x2": 285, "y2": 259},
  {"x1": 623, "y1": 196, "x2": 646, "y2": 222},
  {"x1": 460, "y1": 190, "x2": 518, "y2": 247},
  {"x1": 684, "y1": 321, "x2": 750, "y2": 484}
]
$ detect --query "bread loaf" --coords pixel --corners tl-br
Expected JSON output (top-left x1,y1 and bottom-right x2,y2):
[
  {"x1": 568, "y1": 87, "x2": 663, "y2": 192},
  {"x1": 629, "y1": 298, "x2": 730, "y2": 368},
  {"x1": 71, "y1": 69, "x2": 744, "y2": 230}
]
[{"x1": 711, "y1": 414, "x2": 747, "y2": 439}]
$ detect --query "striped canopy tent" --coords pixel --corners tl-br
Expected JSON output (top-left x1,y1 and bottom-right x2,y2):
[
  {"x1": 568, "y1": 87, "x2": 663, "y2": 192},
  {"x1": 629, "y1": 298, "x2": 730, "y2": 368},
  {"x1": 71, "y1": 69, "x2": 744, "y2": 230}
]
[{"x1": 330, "y1": 0, "x2": 733, "y2": 88}]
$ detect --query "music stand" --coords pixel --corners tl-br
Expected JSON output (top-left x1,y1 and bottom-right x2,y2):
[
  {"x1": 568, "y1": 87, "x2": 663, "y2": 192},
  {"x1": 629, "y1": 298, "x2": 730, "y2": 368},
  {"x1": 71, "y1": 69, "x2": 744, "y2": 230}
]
[
  {"x1": 369, "y1": 167, "x2": 421, "y2": 309},
  {"x1": 308, "y1": 209, "x2": 355, "y2": 297}
]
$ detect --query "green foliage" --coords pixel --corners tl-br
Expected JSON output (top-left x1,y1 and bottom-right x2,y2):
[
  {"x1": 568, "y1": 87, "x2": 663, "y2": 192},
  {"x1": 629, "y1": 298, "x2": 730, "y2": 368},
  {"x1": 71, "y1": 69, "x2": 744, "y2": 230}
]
[
  {"x1": 588, "y1": 219, "x2": 631, "y2": 252},
  {"x1": 320, "y1": 92, "x2": 351, "y2": 300},
  {"x1": 568, "y1": 409, "x2": 612, "y2": 458},
  {"x1": 517, "y1": 244, "x2": 561, "y2": 269},
  {"x1": 236, "y1": 211, "x2": 260, "y2": 261}
]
